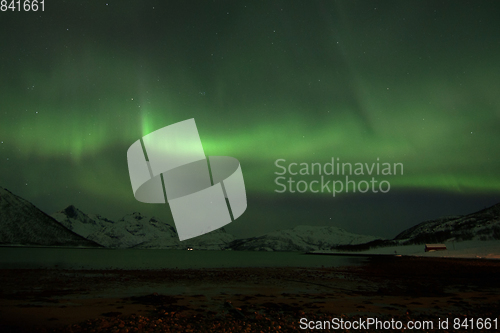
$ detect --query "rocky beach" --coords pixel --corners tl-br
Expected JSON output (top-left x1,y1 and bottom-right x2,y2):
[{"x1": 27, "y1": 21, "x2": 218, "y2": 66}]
[{"x1": 1, "y1": 256, "x2": 499, "y2": 332}]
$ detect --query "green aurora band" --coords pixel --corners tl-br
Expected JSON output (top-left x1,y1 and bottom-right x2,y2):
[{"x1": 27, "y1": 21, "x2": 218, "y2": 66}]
[{"x1": 0, "y1": 1, "x2": 499, "y2": 217}]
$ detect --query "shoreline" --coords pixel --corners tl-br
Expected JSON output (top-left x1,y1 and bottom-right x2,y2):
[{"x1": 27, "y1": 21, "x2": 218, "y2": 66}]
[{"x1": 306, "y1": 250, "x2": 500, "y2": 261}]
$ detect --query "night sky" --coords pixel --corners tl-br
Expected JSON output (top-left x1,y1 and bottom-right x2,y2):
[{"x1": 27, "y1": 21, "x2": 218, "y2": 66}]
[{"x1": 1, "y1": 1, "x2": 499, "y2": 239}]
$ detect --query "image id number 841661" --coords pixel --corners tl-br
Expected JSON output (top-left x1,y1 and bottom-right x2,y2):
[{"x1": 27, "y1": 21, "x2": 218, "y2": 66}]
[{"x1": 1, "y1": 0, "x2": 44, "y2": 11}]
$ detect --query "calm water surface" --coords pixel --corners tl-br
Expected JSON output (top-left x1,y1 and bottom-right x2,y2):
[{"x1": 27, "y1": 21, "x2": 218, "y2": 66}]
[{"x1": 0, "y1": 247, "x2": 368, "y2": 269}]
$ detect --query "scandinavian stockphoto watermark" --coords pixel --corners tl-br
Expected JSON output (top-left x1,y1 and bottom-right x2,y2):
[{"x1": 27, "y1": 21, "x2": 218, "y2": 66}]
[
  {"x1": 127, "y1": 118, "x2": 247, "y2": 241},
  {"x1": 275, "y1": 158, "x2": 403, "y2": 196}
]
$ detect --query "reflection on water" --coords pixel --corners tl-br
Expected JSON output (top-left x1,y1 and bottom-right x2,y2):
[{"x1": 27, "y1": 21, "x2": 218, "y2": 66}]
[{"x1": 0, "y1": 247, "x2": 368, "y2": 269}]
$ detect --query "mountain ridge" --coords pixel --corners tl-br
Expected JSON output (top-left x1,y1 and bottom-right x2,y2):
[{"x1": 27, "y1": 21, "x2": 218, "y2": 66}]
[
  {"x1": 51, "y1": 205, "x2": 234, "y2": 250},
  {"x1": 228, "y1": 225, "x2": 380, "y2": 252},
  {"x1": 51, "y1": 205, "x2": 380, "y2": 251},
  {"x1": 2, "y1": 185, "x2": 498, "y2": 251},
  {"x1": 335, "y1": 202, "x2": 500, "y2": 251},
  {"x1": 0, "y1": 187, "x2": 101, "y2": 247}
]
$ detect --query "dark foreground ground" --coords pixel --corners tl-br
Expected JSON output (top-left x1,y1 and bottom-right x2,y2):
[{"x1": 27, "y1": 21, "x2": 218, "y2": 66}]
[{"x1": 0, "y1": 256, "x2": 499, "y2": 332}]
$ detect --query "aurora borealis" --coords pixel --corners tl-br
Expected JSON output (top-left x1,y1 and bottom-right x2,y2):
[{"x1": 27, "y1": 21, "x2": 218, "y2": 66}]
[{"x1": 1, "y1": 1, "x2": 499, "y2": 238}]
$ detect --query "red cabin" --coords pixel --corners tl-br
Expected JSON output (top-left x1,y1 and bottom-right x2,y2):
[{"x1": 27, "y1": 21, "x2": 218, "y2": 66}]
[{"x1": 425, "y1": 244, "x2": 447, "y2": 252}]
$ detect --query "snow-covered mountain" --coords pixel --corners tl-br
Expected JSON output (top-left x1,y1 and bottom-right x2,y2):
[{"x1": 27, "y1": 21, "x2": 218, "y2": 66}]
[
  {"x1": 53, "y1": 206, "x2": 376, "y2": 252},
  {"x1": 51, "y1": 205, "x2": 114, "y2": 238},
  {"x1": 228, "y1": 225, "x2": 380, "y2": 252},
  {"x1": 88, "y1": 212, "x2": 178, "y2": 249},
  {"x1": 394, "y1": 203, "x2": 500, "y2": 244},
  {"x1": 334, "y1": 202, "x2": 500, "y2": 251},
  {"x1": 51, "y1": 206, "x2": 234, "y2": 250},
  {"x1": 13, "y1": 183, "x2": 498, "y2": 253},
  {"x1": 0, "y1": 187, "x2": 101, "y2": 247}
]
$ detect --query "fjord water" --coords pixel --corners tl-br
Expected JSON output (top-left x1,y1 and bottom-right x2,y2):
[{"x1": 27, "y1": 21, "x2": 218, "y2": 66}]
[{"x1": 0, "y1": 247, "x2": 366, "y2": 269}]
